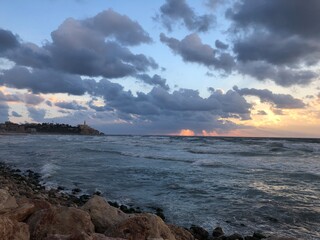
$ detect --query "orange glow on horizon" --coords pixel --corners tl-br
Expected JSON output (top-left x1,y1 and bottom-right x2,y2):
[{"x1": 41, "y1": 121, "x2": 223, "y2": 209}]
[{"x1": 178, "y1": 129, "x2": 195, "y2": 136}]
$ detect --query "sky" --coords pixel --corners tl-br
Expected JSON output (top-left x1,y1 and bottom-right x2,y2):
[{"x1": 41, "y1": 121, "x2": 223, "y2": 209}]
[{"x1": 0, "y1": 0, "x2": 319, "y2": 137}]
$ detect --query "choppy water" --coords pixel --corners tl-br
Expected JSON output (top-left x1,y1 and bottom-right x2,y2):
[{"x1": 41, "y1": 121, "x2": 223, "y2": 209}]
[{"x1": 0, "y1": 135, "x2": 319, "y2": 239}]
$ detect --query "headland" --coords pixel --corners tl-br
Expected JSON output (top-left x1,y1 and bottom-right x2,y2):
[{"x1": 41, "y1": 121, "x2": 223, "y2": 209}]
[{"x1": 0, "y1": 121, "x2": 103, "y2": 136}]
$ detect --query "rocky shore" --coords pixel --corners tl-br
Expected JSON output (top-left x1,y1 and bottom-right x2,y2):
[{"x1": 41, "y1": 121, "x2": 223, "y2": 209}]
[{"x1": 0, "y1": 162, "x2": 297, "y2": 240}]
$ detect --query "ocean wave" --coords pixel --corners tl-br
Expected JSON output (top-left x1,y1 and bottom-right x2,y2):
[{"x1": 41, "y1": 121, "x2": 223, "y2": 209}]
[{"x1": 40, "y1": 163, "x2": 60, "y2": 179}]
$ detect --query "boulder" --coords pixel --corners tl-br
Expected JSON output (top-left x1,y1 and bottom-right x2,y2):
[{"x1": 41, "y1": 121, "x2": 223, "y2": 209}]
[
  {"x1": 27, "y1": 206, "x2": 94, "y2": 240},
  {"x1": 4, "y1": 202, "x2": 35, "y2": 222},
  {"x1": 168, "y1": 224, "x2": 195, "y2": 240},
  {"x1": 0, "y1": 216, "x2": 30, "y2": 240},
  {"x1": 212, "y1": 227, "x2": 224, "y2": 238},
  {"x1": 264, "y1": 237, "x2": 297, "y2": 240},
  {"x1": 0, "y1": 189, "x2": 18, "y2": 213},
  {"x1": 189, "y1": 225, "x2": 209, "y2": 240},
  {"x1": 106, "y1": 213, "x2": 176, "y2": 240},
  {"x1": 82, "y1": 195, "x2": 128, "y2": 233}
]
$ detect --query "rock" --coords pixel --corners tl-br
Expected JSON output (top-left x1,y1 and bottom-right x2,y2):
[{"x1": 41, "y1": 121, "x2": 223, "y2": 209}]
[
  {"x1": 264, "y1": 237, "x2": 297, "y2": 240},
  {"x1": 82, "y1": 195, "x2": 128, "y2": 233},
  {"x1": 168, "y1": 224, "x2": 195, "y2": 240},
  {"x1": 27, "y1": 206, "x2": 94, "y2": 240},
  {"x1": 106, "y1": 213, "x2": 176, "y2": 240},
  {"x1": 4, "y1": 202, "x2": 35, "y2": 222},
  {"x1": 0, "y1": 216, "x2": 30, "y2": 240},
  {"x1": 92, "y1": 234, "x2": 126, "y2": 240},
  {"x1": 225, "y1": 233, "x2": 243, "y2": 240},
  {"x1": 252, "y1": 232, "x2": 266, "y2": 239},
  {"x1": 189, "y1": 225, "x2": 209, "y2": 240},
  {"x1": 32, "y1": 199, "x2": 52, "y2": 211},
  {"x1": 212, "y1": 227, "x2": 224, "y2": 238},
  {"x1": 0, "y1": 189, "x2": 18, "y2": 213}
]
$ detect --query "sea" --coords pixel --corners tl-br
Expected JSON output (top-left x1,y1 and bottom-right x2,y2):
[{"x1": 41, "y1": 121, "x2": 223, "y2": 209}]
[{"x1": 0, "y1": 135, "x2": 319, "y2": 239}]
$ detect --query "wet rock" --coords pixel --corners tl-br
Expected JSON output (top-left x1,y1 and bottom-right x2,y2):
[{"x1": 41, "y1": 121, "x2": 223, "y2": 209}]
[
  {"x1": 264, "y1": 237, "x2": 297, "y2": 240},
  {"x1": 212, "y1": 227, "x2": 224, "y2": 238},
  {"x1": 225, "y1": 233, "x2": 243, "y2": 240},
  {"x1": 0, "y1": 216, "x2": 30, "y2": 240},
  {"x1": 27, "y1": 206, "x2": 94, "y2": 239},
  {"x1": 82, "y1": 195, "x2": 128, "y2": 233},
  {"x1": 189, "y1": 225, "x2": 209, "y2": 240},
  {"x1": 72, "y1": 188, "x2": 82, "y2": 194},
  {"x1": 168, "y1": 224, "x2": 195, "y2": 240},
  {"x1": 106, "y1": 213, "x2": 176, "y2": 240},
  {"x1": 253, "y1": 232, "x2": 266, "y2": 239},
  {"x1": 0, "y1": 189, "x2": 18, "y2": 213}
]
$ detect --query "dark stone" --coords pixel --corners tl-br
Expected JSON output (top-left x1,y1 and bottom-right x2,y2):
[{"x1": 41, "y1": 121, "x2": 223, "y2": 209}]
[
  {"x1": 94, "y1": 191, "x2": 101, "y2": 196},
  {"x1": 244, "y1": 237, "x2": 258, "y2": 240},
  {"x1": 189, "y1": 224, "x2": 209, "y2": 240},
  {"x1": 108, "y1": 201, "x2": 119, "y2": 208},
  {"x1": 57, "y1": 186, "x2": 65, "y2": 191},
  {"x1": 72, "y1": 188, "x2": 82, "y2": 194},
  {"x1": 120, "y1": 205, "x2": 128, "y2": 212},
  {"x1": 226, "y1": 233, "x2": 243, "y2": 240},
  {"x1": 252, "y1": 232, "x2": 266, "y2": 239},
  {"x1": 212, "y1": 226, "x2": 224, "y2": 238}
]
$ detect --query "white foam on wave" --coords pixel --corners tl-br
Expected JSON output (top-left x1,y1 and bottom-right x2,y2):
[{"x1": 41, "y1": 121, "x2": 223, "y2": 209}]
[{"x1": 40, "y1": 163, "x2": 60, "y2": 179}]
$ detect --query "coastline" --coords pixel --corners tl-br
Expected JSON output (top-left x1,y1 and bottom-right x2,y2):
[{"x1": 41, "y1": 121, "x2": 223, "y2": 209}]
[{"x1": 0, "y1": 162, "x2": 297, "y2": 240}]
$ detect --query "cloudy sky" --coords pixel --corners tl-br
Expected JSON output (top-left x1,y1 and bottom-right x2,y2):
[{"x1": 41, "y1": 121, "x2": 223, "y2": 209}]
[{"x1": 1, "y1": 0, "x2": 319, "y2": 137}]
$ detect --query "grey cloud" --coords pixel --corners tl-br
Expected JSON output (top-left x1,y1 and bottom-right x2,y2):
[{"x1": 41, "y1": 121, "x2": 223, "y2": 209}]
[
  {"x1": 159, "y1": 0, "x2": 215, "y2": 32},
  {"x1": 27, "y1": 107, "x2": 46, "y2": 122},
  {"x1": 55, "y1": 101, "x2": 88, "y2": 110},
  {"x1": 11, "y1": 111, "x2": 22, "y2": 117},
  {"x1": 84, "y1": 9, "x2": 152, "y2": 46},
  {"x1": 89, "y1": 79, "x2": 251, "y2": 119},
  {"x1": 234, "y1": 86, "x2": 306, "y2": 109},
  {"x1": 46, "y1": 100, "x2": 53, "y2": 107},
  {"x1": 257, "y1": 110, "x2": 267, "y2": 115},
  {"x1": 237, "y1": 61, "x2": 316, "y2": 86},
  {"x1": 205, "y1": 0, "x2": 226, "y2": 9},
  {"x1": 23, "y1": 94, "x2": 44, "y2": 105},
  {"x1": 272, "y1": 109, "x2": 284, "y2": 115},
  {"x1": 228, "y1": 0, "x2": 320, "y2": 39},
  {"x1": 135, "y1": 74, "x2": 169, "y2": 90},
  {"x1": 160, "y1": 33, "x2": 235, "y2": 72},
  {"x1": 0, "y1": 29, "x2": 20, "y2": 52},
  {"x1": 215, "y1": 40, "x2": 228, "y2": 50},
  {"x1": 0, "y1": 90, "x2": 43, "y2": 105},
  {"x1": 0, "y1": 10, "x2": 157, "y2": 81},
  {"x1": 227, "y1": 0, "x2": 320, "y2": 85},
  {"x1": 0, "y1": 66, "x2": 88, "y2": 95}
]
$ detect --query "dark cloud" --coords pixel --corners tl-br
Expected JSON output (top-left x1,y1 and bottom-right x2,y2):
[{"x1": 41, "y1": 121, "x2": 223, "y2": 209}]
[
  {"x1": 135, "y1": 74, "x2": 169, "y2": 90},
  {"x1": 46, "y1": 100, "x2": 53, "y2": 107},
  {"x1": 55, "y1": 101, "x2": 87, "y2": 111},
  {"x1": 227, "y1": 0, "x2": 320, "y2": 86},
  {"x1": 0, "y1": 10, "x2": 157, "y2": 81},
  {"x1": 23, "y1": 93, "x2": 44, "y2": 105},
  {"x1": 215, "y1": 40, "x2": 228, "y2": 50},
  {"x1": 0, "y1": 29, "x2": 20, "y2": 52},
  {"x1": 233, "y1": 86, "x2": 306, "y2": 109},
  {"x1": 160, "y1": 33, "x2": 235, "y2": 72},
  {"x1": 257, "y1": 110, "x2": 267, "y2": 115},
  {"x1": 237, "y1": 61, "x2": 316, "y2": 86},
  {"x1": 272, "y1": 108, "x2": 284, "y2": 115},
  {"x1": 89, "y1": 79, "x2": 251, "y2": 119},
  {"x1": 0, "y1": 66, "x2": 88, "y2": 95},
  {"x1": 11, "y1": 111, "x2": 22, "y2": 117},
  {"x1": 158, "y1": 0, "x2": 215, "y2": 32},
  {"x1": 84, "y1": 9, "x2": 152, "y2": 46},
  {"x1": 27, "y1": 107, "x2": 46, "y2": 122}
]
